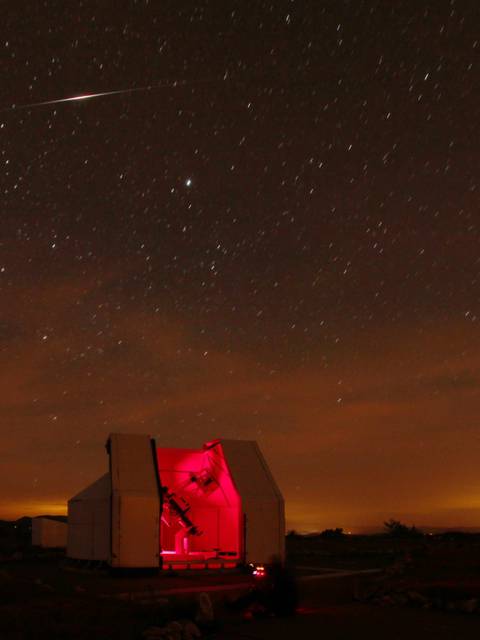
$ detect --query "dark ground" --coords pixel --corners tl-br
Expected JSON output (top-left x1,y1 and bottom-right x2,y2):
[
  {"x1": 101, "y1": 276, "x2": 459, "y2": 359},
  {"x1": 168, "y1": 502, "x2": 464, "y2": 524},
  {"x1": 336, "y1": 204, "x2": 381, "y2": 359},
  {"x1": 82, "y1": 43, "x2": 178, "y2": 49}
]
[
  {"x1": 1, "y1": 525, "x2": 480, "y2": 639},
  {"x1": 216, "y1": 570, "x2": 480, "y2": 640}
]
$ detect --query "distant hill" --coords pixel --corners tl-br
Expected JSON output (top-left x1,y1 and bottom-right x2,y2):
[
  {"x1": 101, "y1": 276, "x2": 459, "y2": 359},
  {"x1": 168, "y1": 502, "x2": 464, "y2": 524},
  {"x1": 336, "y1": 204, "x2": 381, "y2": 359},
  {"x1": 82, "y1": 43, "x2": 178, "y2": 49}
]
[
  {"x1": 0, "y1": 516, "x2": 32, "y2": 529},
  {"x1": 289, "y1": 525, "x2": 480, "y2": 537},
  {"x1": 0, "y1": 517, "x2": 32, "y2": 552},
  {"x1": 35, "y1": 515, "x2": 67, "y2": 523}
]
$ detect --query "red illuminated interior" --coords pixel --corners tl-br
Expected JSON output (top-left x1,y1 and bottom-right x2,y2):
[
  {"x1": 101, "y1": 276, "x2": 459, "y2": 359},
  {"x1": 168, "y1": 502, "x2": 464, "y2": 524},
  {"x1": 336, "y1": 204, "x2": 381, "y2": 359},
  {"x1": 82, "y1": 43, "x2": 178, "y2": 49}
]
[{"x1": 156, "y1": 440, "x2": 242, "y2": 567}]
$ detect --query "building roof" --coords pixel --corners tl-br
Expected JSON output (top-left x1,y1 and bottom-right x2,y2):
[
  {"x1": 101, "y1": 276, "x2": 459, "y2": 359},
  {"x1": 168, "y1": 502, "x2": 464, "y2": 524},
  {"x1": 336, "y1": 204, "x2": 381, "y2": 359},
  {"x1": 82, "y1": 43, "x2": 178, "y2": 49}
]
[{"x1": 34, "y1": 515, "x2": 68, "y2": 523}]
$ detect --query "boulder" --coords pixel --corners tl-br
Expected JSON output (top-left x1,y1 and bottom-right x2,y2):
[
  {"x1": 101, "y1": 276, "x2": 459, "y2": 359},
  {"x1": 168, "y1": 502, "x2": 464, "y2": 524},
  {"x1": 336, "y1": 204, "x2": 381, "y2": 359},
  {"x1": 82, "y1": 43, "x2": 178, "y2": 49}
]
[
  {"x1": 391, "y1": 592, "x2": 409, "y2": 606},
  {"x1": 182, "y1": 621, "x2": 201, "y2": 640},
  {"x1": 407, "y1": 591, "x2": 429, "y2": 606},
  {"x1": 164, "y1": 621, "x2": 182, "y2": 640},
  {"x1": 195, "y1": 592, "x2": 214, "y2": 624},
  {"x1": 459, "y1": 598, "x2": 478, "y2": 614}
]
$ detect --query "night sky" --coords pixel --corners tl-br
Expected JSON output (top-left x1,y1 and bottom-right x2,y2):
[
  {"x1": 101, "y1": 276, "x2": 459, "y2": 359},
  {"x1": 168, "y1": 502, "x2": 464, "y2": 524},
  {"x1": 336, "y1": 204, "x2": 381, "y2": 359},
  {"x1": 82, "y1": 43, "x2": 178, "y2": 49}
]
[{"x1": 2, "y1": 2, "x2": 479, "y2": 531}]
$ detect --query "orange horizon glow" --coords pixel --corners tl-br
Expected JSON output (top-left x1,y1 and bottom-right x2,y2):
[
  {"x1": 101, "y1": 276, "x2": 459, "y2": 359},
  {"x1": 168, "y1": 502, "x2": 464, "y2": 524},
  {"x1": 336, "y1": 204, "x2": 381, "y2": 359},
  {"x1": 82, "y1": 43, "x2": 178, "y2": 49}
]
[
  {"x1": 0, "y1": 501, "x2": 67, "y2": 521},
  {"x1": 1, "y1": 279, "x2": 479, "y2": 532},
  {"x1": 2, "y1": 497, "x2": 480, "y2": 533}
]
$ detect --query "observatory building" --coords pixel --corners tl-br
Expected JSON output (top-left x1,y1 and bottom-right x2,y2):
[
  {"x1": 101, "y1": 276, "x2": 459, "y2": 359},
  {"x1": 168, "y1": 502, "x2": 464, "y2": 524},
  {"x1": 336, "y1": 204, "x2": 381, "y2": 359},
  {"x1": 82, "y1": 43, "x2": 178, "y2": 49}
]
[
  {"x1": 67, "y1": 433, "x2": 284, "y2": 569},
  {"x1": 32, "y1": 515, "x2": 68, "y2": 548}
]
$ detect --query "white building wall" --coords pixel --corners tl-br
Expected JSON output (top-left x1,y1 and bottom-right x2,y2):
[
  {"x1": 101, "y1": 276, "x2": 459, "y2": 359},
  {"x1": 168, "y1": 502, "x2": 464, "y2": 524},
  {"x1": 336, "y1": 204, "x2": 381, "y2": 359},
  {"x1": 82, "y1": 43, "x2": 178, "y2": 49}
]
[
  {"x1": 32, "y1": 518, "x2": 68, "y2": 548},
  {"x1": 220, "y1": 439, "x2": 285, "y2": 565},
  {"x1": 67, "y1": 473, "x2": 111, "y2": 561},
  {"x1": 109, "y1": 433, "x2": 161, "y2": 568}
]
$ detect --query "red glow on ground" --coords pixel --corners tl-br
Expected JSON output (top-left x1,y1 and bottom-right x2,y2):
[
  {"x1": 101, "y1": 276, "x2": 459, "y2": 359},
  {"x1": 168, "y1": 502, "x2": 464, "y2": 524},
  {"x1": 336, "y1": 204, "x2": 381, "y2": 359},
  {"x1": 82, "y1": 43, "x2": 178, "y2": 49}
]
[
  {"x1": 157, "y1": 440, "x2": 242, "y2": 567},
  {"x1": 252, "y1": 565, "x2": 266, "y2": 578}
]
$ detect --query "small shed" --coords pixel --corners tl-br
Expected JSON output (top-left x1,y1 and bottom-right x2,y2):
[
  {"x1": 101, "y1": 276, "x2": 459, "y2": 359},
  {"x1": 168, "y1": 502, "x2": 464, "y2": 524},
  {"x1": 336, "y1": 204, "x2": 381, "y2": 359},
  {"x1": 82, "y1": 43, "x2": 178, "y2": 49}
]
[
  {"x1": 32, "y1": 516, "x2": 68, "y2": 548},
  {"x1": 67, "y1": 433, "x2": 284, "y2": 569}
]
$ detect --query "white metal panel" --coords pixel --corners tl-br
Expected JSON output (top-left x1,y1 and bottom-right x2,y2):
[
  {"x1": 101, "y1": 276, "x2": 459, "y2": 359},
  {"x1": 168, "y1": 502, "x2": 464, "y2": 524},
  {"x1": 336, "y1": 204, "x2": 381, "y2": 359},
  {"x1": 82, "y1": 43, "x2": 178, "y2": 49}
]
[
  {"x1": 219, "y1": 440, "x2": 285, "y2": 564},
  {"x1": 67, "y1": 473, "x2": 111, "y2": 561},
  {"x1": 67, "y1": 499, "x2": 93, "y2": 559},
  {"x1": 220, "y1": 440, "x2": 283, "y2": 499},
  {"x1": 111, "y1": 494, "x2": 160, "y2": 567},
  {"x1": 109, "y1": 433, "x2": 161, "y2": 568},
  {"x1": 92, "y1": 498, "x2": 111, "y2": 561},
  {"x1": 69, "y1": 472, "x2": 111, "y2": 502},
  {"x1": 242, "y1": 499, "x2": 285, "y2": 564},
  {"x1": 31, "y1": 517, "x2": 42, "y2": 546},
  {"x1": 43, "y1": 519, "x2": 68, "y2": 548},
  {"x1": 32, "y1": 518, "x2": 67, "y2": 548}
]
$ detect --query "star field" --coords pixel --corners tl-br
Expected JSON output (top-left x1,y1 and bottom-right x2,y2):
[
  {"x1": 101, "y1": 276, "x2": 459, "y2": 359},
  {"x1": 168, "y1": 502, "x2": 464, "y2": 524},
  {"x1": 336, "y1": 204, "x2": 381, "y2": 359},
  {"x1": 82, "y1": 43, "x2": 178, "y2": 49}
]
[{"x1": 1, "y1": 1, "x2": 480, "y2": 530}]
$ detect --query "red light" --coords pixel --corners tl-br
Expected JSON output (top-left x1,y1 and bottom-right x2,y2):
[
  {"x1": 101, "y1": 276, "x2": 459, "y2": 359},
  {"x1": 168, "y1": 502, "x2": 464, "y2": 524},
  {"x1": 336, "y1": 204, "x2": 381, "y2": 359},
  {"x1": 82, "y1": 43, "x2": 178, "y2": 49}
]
[
  {"x1": 157, "y1": 442, "x2": 242, "y2": 568},
  {"x1": 252, "y1": 564, "x2": 266, "y2": 578}
]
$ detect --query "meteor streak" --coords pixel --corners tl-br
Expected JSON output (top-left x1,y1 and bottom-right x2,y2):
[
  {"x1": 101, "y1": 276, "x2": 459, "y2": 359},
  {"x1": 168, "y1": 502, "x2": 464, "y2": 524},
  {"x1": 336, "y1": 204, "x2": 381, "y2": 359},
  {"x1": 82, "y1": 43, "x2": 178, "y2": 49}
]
[
  {"x1": 6, "y1": 85, "x2": 153, "y2": 111},
  {"x1": 2, "y1": 78, "x2": 214, "y2": 112}
]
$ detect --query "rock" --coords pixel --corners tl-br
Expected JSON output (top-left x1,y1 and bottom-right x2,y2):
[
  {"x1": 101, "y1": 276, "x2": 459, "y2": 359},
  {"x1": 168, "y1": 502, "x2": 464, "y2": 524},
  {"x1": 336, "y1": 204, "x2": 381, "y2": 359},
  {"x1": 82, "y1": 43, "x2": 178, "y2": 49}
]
[
  {"x1": 459, "y1": 598, "x2": 478, "y2": 614},
  {"x1": 195, "y1": 592, "x2": 214, "y2": 624},
  {"x1": 391, "y1": 592, "x2": 409, "y2": 606},
  {"x1": 144, "y1": 619, "x2": 200, "y2": 640},
  {"x1": 386, "y1": 561, "x2": 406, "y2": 576},
  {"x1": 164, "y1": 621, "x2": 182, "y2": 640},
  {"x1": 182, "y1": 621, "x2": 201, "y2": 640},
  {"x1": 359, "y1": 584, "x2": 383, "y2": 602},
  {"x1": 407, "y1": 591, "x2": 429, "y2": 606},
  {"x1": 430, "y1": 597, "x2": 444, "y2": 610}
]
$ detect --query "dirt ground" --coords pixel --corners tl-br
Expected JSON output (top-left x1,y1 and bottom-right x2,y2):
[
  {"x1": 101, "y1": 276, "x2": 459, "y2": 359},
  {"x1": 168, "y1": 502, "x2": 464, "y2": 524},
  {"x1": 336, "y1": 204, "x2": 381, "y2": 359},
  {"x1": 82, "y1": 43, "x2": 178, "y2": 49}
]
[
  {"x1": 216, "y1": 574, "x2": 480, "y2": 640},
  {"x1": 216, "y1": 602, "x2": 480, "y2": 640},
  {"x1": 2, "y1": 561, "x2": 479, "y2": 639},
  {"x1": 1, "y1": 533, "x2": 479, "y2": 638}
]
